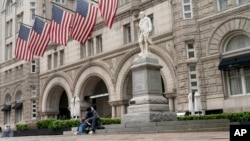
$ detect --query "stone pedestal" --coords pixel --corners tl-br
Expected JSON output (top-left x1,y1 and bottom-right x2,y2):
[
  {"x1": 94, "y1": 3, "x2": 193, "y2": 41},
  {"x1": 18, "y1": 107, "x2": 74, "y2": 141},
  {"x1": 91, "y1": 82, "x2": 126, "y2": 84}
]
[{"x1": 121, "y1": 55, "x2": 177, "y2": 123}]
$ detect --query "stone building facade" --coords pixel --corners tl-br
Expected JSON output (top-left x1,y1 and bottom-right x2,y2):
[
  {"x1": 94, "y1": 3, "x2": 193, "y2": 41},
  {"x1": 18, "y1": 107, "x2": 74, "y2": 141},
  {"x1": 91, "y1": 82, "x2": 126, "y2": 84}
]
[
  {"x1": 1, "y1": 0, "x2": 250, "y2": 128},
  {"x1": 0, "y1": 0, "x2": 41, "y2": 128},
  {"x1": 172, "y1": 0, "x2": 250, "y2": 113},
  {"x1": 39, "y1": 0, "x2": 175, "y2": 119}
]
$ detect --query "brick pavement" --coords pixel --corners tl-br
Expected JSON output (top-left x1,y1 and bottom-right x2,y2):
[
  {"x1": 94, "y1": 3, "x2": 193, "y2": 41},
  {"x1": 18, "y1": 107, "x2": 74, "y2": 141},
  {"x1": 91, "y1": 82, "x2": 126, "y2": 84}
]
[{"x1": 0, "y1": 131, "x2": 229, "y2": 141}]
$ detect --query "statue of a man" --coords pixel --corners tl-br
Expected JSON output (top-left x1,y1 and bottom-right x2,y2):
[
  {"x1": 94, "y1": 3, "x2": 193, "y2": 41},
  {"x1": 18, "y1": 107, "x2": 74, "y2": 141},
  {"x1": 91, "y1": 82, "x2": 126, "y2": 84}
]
[{"x1": 138, "y1": 11, "x2": 153, "y2": 56}]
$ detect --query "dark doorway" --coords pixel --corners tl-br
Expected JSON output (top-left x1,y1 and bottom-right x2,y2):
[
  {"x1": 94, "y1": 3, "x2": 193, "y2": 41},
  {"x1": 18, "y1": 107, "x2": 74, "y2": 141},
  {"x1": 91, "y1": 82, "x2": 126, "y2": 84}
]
[
  {"x1": 81, "y1": 76, "x2": 112, "y2": 118},
  {"x1": 92, "y1": 80, "x2": 111, "y2": 117},
  {"x1": 58, "y1": 90, "x2": 70, "y2": 119}
]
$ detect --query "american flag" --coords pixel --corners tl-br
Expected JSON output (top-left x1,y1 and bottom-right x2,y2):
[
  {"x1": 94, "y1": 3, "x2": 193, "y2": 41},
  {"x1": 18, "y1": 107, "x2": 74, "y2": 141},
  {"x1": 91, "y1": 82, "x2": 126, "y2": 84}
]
[
  {"x1": 15, "y1": 24, "x2": 33, "y2": 62},
  {"x1": 99, "y1": 0, "x2": 118, "y2": 28},
  {"x1": 71, "y1": 0, "x2": 98, "y2": 43},
  {"x1": 50, "y1": 5, "x2": 72, "y2": 46},
  {"x1": 29, "y1": 17, "x2": 51, "y2": 57}
]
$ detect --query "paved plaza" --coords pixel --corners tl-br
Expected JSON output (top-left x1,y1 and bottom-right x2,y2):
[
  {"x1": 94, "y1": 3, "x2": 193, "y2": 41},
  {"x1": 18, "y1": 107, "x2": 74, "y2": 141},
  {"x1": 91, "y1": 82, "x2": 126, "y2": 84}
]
[{"x1": 0, "y1": 131, "x2": 229, "y2": 141}]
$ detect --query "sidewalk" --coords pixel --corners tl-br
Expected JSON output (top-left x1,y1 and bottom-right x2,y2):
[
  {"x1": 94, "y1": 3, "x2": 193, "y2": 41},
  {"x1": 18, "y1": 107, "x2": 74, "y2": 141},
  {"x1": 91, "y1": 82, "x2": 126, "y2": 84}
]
[{"x1": 0, "y1": 131, "x2": 229, "y2": 141}]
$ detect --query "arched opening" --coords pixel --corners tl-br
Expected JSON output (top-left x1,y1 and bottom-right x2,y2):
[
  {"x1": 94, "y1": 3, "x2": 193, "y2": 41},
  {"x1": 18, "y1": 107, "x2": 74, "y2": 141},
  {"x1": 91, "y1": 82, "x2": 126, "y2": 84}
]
[
  {"x1": 46, "y1": 85, "x2": 70, "y2": 119},
  {"x1": 81, "y1": 76, "x2": 111, "y2": 118},
  {"x1": 2, "y1": 94, "x2": 11, "y2": 124},
  {"x1": 5, "y1": 94, "x2": 11, "y2": 104},
  {"x1": 14, "y1": 91, "x2": 23, "y2": 122},
  {"x1": 15, "y1": 91, "x2": 23, "y2": 102},
  {"x1": 219, "y1": 34, "x2": 250, "y2": 96},
  {"x1": 58, "y1": 90, "x2": 70, "y2": 119},
  {"x1": 6, "y1": 0, "x2": 13, "y2": 15}
]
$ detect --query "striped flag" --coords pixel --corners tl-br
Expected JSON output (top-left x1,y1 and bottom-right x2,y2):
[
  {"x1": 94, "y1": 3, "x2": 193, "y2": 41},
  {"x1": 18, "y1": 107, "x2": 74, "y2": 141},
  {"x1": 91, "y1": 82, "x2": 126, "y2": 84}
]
[
  {"x1": 71, "y1": 0, "x2": 98, "y2": 43},
  {"x1": 15, "y1": 24, "x2": 33, "y2": 62},
  {"x1": 29, "y1": 17, "x2": 51, "y2": 57},
  {"x1": 99, "y1": 0, "x2": 118, "y2": 28},
  {"x1": 50, "y1": 5, "x2": 72, "y2": 46}
]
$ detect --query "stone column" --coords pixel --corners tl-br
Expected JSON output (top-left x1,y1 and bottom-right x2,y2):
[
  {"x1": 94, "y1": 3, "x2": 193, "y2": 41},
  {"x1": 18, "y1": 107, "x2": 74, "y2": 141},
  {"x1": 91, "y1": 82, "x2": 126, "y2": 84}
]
[
  {"x1": 121, "y1": 55, "x2": 177, "y2": 123},
  {"x1": 168, "y1": 98, "x2": 174, "y2": 112},
  {"x1": 112, "y1": 106, "x2": 116, "y2": 118},
  {"x1": 121, "y1": 105, "x2": 126, "y2": 116},
  {"x1": 164, "y1": 92, "x2": 177, "y2": 112}
]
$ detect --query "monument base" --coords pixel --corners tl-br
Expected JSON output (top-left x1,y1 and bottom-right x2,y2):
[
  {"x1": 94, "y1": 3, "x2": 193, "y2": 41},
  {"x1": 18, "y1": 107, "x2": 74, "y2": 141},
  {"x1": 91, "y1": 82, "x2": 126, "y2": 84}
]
[
  {"x1": 121, "y1": 54, "x2": 177, "y2": 124},
  {"x1": 121, "y1": 111, "x2": 177, "y2": 124}
]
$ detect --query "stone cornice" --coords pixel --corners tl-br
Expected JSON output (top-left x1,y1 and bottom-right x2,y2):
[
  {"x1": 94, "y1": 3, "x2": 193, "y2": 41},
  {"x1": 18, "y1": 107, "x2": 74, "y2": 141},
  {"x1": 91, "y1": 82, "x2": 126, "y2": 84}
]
[
  {"x1": 109, "y1": 100, "x2": 129, "y2": 106},
  {"x1": 1, "y1": 9, "x2": 6, "y2": 14},
  {"x1": 201, "y1": 48, "x2": 250, "y2": 61},
  {"x1": 0, "y1": 79, "x2": 25, "y2": 88},
  {"x1": 164, "y1": 91, "x2": 177, "y2": 98},
  {"x1": 198, "y1": 3, "x2": 250, "y2": 25},
  {"x1": 141, "y1": 0, "x2": 168, "y2": 11},
  {"x1": 152, "y1": 31, "x2": 173, "y2": 43},
  {"x1": 0, "y1": 58, "x2": 20, "y2": 68},
  {"x1": 40, "y1": 111, "x2": 59, "y2": 115},
  {"x1": 201, "y1": 54, "x2": 221, "y2": 61},
  {"x1": 185, "y1": 58, "x2": 198, "y2": 64}
]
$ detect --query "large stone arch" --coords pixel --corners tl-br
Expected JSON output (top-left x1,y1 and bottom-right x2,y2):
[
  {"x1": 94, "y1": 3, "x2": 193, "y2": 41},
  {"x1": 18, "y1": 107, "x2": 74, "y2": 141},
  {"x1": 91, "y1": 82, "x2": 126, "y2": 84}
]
[
  {"x1": 73, "y1": 61, "x2": 114, "y2": 89},
  {"x1": 206, "y1": 16, "x2": 250, "y2": 55},
  {"x1": 41, "y1": 76, "x2": 73, "y2": 113},
  {"x1": 74, "y1": 64, "x2": 114, "y2": 101},
  {"x1": 115, "y1": 45, "x2": 176, "y2": 101},
  {"x1": 2, "y1": 0, "x2": 9, "y2": 10},
  {"x1": 41, "y1": 72, "x2": 73, "y2": 94}
]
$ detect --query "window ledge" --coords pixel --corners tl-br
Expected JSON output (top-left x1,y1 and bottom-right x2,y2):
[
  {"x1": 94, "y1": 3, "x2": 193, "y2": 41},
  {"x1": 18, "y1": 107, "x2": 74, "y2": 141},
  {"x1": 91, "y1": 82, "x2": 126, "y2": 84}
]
[
  {"x1": 185, "y1": 58, "x2": 198, "y2": 64},
  {"x1": 227, "y1": 94, "x2": 250, "y2": 99},
  {"x1": 222, "y1": 48, "x2": 250, "y2": 58}
]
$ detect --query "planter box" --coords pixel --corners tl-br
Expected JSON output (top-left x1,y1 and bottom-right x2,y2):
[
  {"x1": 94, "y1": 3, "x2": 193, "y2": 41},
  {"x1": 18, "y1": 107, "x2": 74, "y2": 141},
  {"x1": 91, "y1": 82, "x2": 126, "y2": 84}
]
[{"x1": 13, "y1": 128, "x2": 71, "y2": 137}]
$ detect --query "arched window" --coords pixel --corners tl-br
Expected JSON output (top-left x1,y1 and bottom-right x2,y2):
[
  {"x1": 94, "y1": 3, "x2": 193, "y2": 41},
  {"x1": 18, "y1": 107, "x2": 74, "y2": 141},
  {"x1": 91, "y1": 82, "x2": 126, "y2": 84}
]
[
  {"x1": 4, "y1": 94, "x2": 11, "y2": 124},
  {"x1": 15, "y1": 91, "x2": 23, "y2": 122},
  {"x1": 17, "y1": 0, "x2": 24, "y2": 8},
  {"x1": 6, "y1": 0, "x2": 13, "y2": 15},
  {"x1": 225, "y1": 34, "x2": 250, "y2": 52},
  {"x1": 221, "y1": 34, "x2": 250, "y2": 96},
  {"x1": 16, "y1": 91, "x2": 23, "y2": 102},
  {"x1": 5, "y1": 94, "x2": 11, "y2": 104}
]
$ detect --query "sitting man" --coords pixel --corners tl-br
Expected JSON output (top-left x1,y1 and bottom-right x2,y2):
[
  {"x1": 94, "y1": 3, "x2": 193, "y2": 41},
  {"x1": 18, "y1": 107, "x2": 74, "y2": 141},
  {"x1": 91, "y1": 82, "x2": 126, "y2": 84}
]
[{"x1": 77, "y1": 106, "x2": 99, "y2": 134}]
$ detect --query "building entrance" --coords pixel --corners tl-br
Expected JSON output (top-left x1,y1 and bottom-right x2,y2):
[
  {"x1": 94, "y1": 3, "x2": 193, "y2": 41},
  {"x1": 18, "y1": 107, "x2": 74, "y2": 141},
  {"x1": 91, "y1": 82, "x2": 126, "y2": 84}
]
[
  {"x1": 58, "y1": 90, "x2": 70, "y2": 119},
  {"x1": 81, "y1": 77, "x2": 111, "y2": 118}
]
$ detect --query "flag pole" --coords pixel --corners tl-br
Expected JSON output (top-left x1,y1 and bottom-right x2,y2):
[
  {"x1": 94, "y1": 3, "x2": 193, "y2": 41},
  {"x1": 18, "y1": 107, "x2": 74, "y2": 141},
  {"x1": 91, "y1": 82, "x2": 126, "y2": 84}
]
[
  {"x1": 91, "y1": 0, "x2": 98, "y2": 4},
  {"x1": 34, "y1": 14, "x2": 51, "y2": 21},
  {"x1": 19, "y1": 22, "x2": 32, "y2": 28},
  {"x1": 50, "y1": 1, "x2": 75, "y2": 12}
]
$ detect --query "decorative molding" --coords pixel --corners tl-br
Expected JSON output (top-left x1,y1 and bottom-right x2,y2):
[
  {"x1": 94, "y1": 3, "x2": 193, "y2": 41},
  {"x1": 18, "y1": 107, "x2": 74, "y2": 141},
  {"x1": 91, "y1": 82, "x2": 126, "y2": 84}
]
[
  {"x1": 198, "y1": 3, "x2": 250, "y2": 25},
  {"x1": 206, "y1": 16, "x2": 250, "y2": 55},
  {"x1": 109, "y1": 100, "x2": 129, "y2": 106},
  {"x1": 0, "y1": 79, "x2": 25, "y2": 89},
  {"x1": 164, "y1": 91, "x2": 177, "y2": 98},
  {"x1": 72, "y1": 60, "x2": 113, "y2": 89},
  {"x1": 41, "y1": 71, "x2": 73, "y2": 95},
  {"x1": 0, "y1": 58, "x2": 20, "y2": 68}
]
